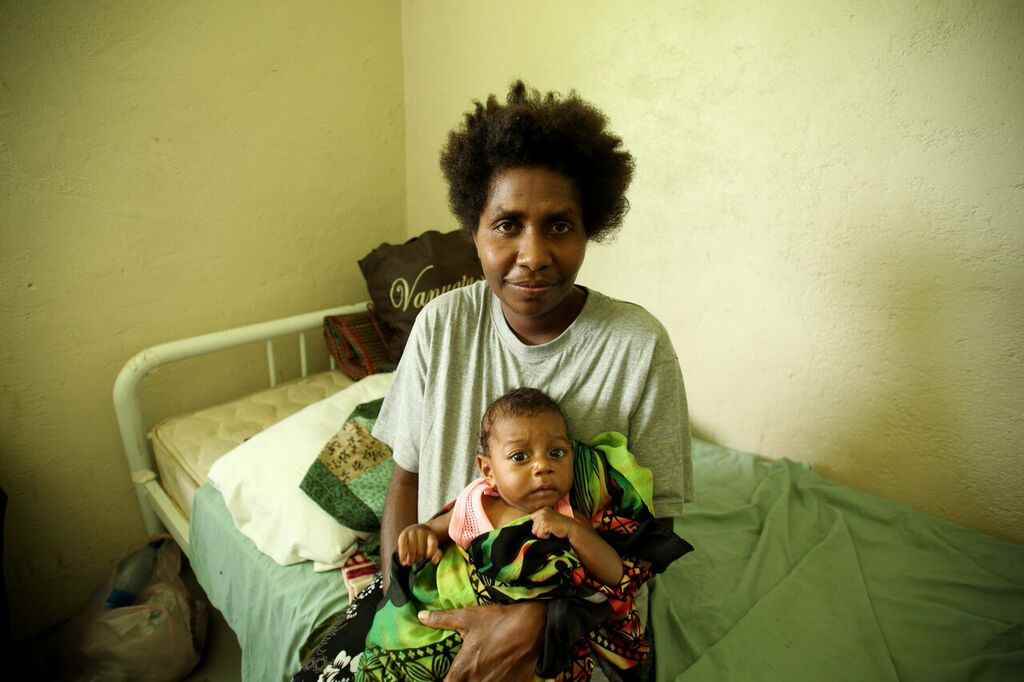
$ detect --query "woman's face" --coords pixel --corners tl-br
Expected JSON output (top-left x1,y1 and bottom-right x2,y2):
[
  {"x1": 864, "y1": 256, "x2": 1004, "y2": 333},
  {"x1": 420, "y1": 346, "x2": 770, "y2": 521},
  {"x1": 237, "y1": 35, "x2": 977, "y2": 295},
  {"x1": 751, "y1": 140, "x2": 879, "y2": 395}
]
[{"x1": 473, "y1": 166, "x2": 588, "y2": 334}]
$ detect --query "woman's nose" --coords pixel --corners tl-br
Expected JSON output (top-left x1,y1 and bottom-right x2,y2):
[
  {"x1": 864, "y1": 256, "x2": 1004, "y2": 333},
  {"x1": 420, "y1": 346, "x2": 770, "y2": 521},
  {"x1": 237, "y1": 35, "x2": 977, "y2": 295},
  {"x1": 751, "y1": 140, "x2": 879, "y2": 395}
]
[{"x1": 515, "y1": 227, "x2": 553, "y2": 271}]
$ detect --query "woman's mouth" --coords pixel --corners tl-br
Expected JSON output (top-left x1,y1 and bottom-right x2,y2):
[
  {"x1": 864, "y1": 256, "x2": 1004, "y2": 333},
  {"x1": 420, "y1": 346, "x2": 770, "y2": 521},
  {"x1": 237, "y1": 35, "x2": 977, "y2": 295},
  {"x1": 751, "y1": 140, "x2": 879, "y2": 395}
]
[{"x1": 506, "y1": 280, "x2": 558, "y2": 293}]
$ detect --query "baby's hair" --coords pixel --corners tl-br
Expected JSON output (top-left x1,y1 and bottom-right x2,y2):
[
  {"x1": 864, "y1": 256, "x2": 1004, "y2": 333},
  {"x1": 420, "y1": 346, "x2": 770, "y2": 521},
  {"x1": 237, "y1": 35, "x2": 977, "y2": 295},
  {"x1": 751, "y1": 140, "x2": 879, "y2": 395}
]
[{"x1": 478, "y1": 387, "x2": 568, "y2": 455}]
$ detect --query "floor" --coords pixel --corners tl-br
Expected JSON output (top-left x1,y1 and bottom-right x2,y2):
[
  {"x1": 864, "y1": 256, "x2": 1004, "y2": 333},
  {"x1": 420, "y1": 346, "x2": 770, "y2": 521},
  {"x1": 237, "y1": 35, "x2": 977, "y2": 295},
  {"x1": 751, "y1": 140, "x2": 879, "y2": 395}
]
[{"x1": 183, "y1": 606, "x2": 243, "y2": 682}]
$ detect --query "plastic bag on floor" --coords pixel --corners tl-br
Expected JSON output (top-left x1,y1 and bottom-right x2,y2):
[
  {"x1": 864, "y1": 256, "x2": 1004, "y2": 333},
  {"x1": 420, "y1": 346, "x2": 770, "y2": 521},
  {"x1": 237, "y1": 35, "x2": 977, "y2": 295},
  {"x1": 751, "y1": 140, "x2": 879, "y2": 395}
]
[{"x1": 55, "y1": 537, "x2": 208, "y2": 682}]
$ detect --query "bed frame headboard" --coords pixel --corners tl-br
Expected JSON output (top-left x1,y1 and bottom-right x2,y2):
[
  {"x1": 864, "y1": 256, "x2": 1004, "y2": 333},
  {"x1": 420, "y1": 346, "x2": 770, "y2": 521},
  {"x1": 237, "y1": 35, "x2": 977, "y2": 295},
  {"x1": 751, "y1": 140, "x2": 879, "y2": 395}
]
[{"x1": 113, "y1": 302, "x2": 369, "y2": 553}]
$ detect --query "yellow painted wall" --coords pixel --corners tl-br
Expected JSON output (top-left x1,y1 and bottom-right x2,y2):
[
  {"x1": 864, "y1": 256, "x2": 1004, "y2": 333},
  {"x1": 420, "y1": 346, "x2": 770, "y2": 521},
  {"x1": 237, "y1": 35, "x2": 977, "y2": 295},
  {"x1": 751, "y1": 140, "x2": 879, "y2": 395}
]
[
  {"x1": 402, "y1": 1, "x2": 1024, "y2": 541},
  {"x1": 2, "y1": 0, "x2": 1020, "y2": 641},
  {"x1": 0, "y1": 0, "x2": 405, "y2": 637}
]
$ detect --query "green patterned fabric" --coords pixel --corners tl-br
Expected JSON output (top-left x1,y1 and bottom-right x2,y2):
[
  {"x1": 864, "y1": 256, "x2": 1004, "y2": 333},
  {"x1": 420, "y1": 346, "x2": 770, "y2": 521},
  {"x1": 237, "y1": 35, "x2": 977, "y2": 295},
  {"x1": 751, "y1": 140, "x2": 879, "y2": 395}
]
[
  {"x1": 356, "y1": 433, "x2": 693, "y2": 681},
  {"x1": 300, "y1": 398, "x2": 394, "y2": 533}
]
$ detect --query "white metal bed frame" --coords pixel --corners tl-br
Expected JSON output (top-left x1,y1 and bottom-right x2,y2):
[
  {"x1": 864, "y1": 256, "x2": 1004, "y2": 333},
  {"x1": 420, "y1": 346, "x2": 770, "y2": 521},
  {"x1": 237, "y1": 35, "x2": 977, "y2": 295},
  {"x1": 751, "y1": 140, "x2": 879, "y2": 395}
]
[{"x1": 113, "y1": 302, "x2": 368, "y2": 559}]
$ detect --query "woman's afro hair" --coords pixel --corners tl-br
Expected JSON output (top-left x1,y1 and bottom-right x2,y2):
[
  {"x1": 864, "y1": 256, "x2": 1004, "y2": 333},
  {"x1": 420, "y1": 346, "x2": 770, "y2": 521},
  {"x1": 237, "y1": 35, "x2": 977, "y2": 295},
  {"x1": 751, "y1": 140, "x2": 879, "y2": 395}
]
[{"x1": 440, "y1": 80, "x2": 635, "y2": 242}]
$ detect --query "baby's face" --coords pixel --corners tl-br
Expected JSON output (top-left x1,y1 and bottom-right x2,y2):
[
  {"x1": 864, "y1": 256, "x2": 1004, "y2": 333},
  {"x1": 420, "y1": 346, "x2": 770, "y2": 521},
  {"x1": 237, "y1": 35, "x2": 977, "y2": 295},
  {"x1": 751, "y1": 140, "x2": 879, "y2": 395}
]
[{"x1": 479, "y1": 410, "x2": 574, "y2": 514}]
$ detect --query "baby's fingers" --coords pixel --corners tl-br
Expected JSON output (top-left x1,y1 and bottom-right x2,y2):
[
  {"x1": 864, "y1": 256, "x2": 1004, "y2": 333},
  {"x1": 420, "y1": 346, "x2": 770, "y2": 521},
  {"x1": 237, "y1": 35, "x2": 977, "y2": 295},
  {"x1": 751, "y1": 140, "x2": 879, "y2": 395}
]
[
  {"x1": 422, "y1": 531, "x2": 443, "y2": 564},
  {"x1": 415, "y1": 533, "x2": 433, "y2": 563},
  {"x1": 425, "y1": 533, "x2": 439, "y2": 562},
  {"x1": 397, "y1": 534, "x2": 411, "y2": 566}
]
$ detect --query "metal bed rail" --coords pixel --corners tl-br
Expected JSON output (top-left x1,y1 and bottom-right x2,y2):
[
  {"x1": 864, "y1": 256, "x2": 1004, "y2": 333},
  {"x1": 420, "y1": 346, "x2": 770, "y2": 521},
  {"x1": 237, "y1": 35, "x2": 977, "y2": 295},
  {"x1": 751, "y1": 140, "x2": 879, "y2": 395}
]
[{"x1": 113, "y1": 302, "x2": 368, "y2": 556}]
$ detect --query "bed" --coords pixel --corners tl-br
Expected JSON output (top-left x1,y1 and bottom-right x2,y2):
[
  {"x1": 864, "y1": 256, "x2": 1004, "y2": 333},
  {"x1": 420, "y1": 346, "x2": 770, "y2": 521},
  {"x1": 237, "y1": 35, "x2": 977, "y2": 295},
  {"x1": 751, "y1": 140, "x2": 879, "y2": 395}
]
[{"x1": 115, "y1": 305, "x2": 1024, "y2": 682}]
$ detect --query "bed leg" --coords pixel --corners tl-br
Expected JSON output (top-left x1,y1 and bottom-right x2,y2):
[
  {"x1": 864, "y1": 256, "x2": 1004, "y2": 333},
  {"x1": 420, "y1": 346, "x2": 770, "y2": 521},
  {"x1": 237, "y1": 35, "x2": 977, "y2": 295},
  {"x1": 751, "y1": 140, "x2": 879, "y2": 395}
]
[
  {"x1": 131, "y1": 471, "x2": 166, "y2": 536},
  {"x1": 137, "y1": 489, "x2": 165, "y2": 536}
]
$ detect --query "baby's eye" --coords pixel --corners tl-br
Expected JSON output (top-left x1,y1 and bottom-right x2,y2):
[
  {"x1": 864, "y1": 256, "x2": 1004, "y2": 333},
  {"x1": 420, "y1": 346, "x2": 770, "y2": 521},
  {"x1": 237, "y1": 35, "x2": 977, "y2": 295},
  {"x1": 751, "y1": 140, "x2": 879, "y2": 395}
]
[
  {"x1": 549, "y1": 448, "x2": 567, "y2": 460},
  {"x1": 510, "y1": 451, "x2": 529, "y2": 463}
]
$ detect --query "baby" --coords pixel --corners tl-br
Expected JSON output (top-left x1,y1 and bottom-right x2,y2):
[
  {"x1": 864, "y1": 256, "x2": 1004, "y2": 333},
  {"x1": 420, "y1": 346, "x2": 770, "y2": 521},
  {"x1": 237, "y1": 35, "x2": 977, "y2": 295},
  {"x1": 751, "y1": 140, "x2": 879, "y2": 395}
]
[
  {"x1": 351, "y1": 387, "x2": 692, "y2": 681},
  {"x1": 397, "y1": 387, "x2": 623, "y2": 589}
]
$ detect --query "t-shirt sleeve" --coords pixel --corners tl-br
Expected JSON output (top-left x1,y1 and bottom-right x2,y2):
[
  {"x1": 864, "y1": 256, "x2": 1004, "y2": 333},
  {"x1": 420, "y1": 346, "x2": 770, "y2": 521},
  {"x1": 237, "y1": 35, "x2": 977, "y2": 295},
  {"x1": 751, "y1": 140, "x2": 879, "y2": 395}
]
[
  {"x1": 628, "y1": 330, "x2": 693, "y2": 517},
  {"x1": 371, "y1": 310, "x2": 430, "y2": 473}
]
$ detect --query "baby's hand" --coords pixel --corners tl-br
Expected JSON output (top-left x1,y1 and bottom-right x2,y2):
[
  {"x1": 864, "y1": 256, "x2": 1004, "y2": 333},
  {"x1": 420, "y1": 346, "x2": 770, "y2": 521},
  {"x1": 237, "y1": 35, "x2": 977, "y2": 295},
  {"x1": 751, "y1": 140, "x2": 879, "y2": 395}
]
[
  {"x1": 530, "y1": 508, "x2": 576, "y2": 540},
  {"x1": 397, "y1": 524, "x2": 443, "y2": 566}
]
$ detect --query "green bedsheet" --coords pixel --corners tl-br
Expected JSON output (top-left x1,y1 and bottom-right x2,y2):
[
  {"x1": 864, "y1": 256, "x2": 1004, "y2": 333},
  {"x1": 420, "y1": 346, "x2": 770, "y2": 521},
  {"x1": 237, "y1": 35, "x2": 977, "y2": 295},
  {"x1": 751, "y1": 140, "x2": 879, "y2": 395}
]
[
  {"x1": 191, "y1": 483, "x2": 351, "y2": 682},
  {"x1": 191, "y1": 438, "x2": 1024, "y2": 682},
  {"x1": 654, "y1": 439, "x2": 1024, "y2": 681}
]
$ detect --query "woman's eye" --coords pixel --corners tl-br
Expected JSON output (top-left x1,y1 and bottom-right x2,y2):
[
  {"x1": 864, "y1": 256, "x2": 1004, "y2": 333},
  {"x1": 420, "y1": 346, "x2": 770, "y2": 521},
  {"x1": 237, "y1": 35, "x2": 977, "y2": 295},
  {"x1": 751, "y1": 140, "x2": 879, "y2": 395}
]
[
  {"x1": 549, "y1": 448, "x2": 566, "y2": 460},
  {"x1": 494, "y1": 221, "x2": 517, "y2": 234},
  {"x1": 550, "y1": 222, "x2": 573, "y2": 235}
]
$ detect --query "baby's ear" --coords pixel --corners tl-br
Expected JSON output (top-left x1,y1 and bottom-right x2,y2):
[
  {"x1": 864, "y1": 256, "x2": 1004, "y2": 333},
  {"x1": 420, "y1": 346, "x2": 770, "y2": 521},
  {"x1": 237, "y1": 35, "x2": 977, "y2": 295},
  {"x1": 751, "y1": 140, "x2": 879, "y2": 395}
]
[{"x1": 476, "y1": 454, "x2": 492, "y2": 480}]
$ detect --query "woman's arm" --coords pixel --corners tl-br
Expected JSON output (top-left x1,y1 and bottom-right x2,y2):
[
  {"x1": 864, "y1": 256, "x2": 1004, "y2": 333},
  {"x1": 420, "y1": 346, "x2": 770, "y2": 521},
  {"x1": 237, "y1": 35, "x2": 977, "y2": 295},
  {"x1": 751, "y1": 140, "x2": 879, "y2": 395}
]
[
  {"x1": 380, "y1": 463, "x2": 419, "y2": 587},
  {"x1": 629, "y1": 330, "x2": 692, "y2": 517}
]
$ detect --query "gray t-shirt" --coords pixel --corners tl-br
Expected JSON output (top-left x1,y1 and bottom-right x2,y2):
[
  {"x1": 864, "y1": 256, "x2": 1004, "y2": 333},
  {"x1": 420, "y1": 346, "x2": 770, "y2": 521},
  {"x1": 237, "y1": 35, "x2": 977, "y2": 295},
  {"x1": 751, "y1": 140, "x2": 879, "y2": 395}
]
[{"x1": 372, "y1": 280, "x2": 693, "y2": 522}]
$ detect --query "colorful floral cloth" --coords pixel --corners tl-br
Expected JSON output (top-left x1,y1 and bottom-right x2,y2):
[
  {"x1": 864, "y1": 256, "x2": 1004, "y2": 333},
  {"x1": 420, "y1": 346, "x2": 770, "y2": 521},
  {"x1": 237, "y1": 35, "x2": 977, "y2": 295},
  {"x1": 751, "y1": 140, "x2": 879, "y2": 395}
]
[{"x1": 294, "y1": 432, "x2": 693, "y2": 682}]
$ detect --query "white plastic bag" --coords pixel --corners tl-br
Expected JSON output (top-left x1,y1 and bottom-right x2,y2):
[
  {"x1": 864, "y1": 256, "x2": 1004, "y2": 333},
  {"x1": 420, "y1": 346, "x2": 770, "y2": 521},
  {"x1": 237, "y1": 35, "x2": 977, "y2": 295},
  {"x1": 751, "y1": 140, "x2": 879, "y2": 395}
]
[{"x1": 56, "y1": 537, "x2": 208, "y2": 682}]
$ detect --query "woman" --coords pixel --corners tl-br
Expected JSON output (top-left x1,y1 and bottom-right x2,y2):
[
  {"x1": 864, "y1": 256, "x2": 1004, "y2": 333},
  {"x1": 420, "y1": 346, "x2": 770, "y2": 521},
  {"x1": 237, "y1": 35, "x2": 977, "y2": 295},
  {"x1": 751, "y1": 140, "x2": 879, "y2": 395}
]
[
  {"x1": 296, "y1": 81, "x2": 692, "y2": 682},
  {"x1": 375, "y1": 82, "x2": 692, "y2": 681}
]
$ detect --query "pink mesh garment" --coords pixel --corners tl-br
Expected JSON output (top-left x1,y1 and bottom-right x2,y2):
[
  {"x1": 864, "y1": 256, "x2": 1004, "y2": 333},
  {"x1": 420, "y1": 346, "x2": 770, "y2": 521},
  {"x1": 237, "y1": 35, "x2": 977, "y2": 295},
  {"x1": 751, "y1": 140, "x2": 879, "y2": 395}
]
[{"x1": 448, "y1": 477, "x2": 574, "y2": 550}]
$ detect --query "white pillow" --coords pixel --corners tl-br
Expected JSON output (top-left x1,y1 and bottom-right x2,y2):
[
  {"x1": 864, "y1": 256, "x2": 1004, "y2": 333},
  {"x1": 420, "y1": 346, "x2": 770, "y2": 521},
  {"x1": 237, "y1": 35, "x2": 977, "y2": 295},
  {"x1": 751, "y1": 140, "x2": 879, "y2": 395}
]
[{"x1": 208, "y1": 372, "x2": 395, "y2": 566}]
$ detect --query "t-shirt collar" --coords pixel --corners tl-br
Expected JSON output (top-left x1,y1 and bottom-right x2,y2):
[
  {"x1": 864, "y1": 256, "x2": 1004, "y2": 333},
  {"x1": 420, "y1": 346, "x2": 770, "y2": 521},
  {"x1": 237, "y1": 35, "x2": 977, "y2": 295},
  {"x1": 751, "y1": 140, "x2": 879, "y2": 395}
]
[{"x1": 489, "y1": 285, "x2": 596, "y2": 361}]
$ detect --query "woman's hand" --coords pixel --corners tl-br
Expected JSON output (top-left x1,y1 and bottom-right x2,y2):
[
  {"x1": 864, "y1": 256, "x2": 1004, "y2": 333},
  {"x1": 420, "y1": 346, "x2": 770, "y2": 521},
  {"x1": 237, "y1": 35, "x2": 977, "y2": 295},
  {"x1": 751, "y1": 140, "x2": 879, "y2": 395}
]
[
  {"x1": 397, "y1": 523, "x2": 443, "y2": 566},
  {"x1": 417, "y1": 602, "x2": 545, "y2": 681},
  {"x1": 530, "y1": 507, "x2": 577, "y2": 539}
]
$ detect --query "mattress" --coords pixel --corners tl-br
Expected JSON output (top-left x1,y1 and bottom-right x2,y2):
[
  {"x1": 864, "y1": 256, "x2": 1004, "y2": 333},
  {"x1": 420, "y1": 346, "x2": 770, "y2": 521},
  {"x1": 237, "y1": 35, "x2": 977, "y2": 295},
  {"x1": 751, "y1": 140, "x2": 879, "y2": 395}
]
[{"x1": 149, "y1": 370, "x2": 355, "y2": 518}]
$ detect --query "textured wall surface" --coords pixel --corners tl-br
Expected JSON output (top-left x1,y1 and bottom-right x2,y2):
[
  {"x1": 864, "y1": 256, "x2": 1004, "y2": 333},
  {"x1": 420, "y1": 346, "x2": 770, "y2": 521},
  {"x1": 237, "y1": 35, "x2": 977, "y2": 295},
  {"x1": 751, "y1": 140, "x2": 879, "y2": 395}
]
[
  {"x1": 0, "y1": 0, "x2": 405, "y2": 637},
  {"x1": 402, "y1": 1, "x2": 1024, "y2": 541}
]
